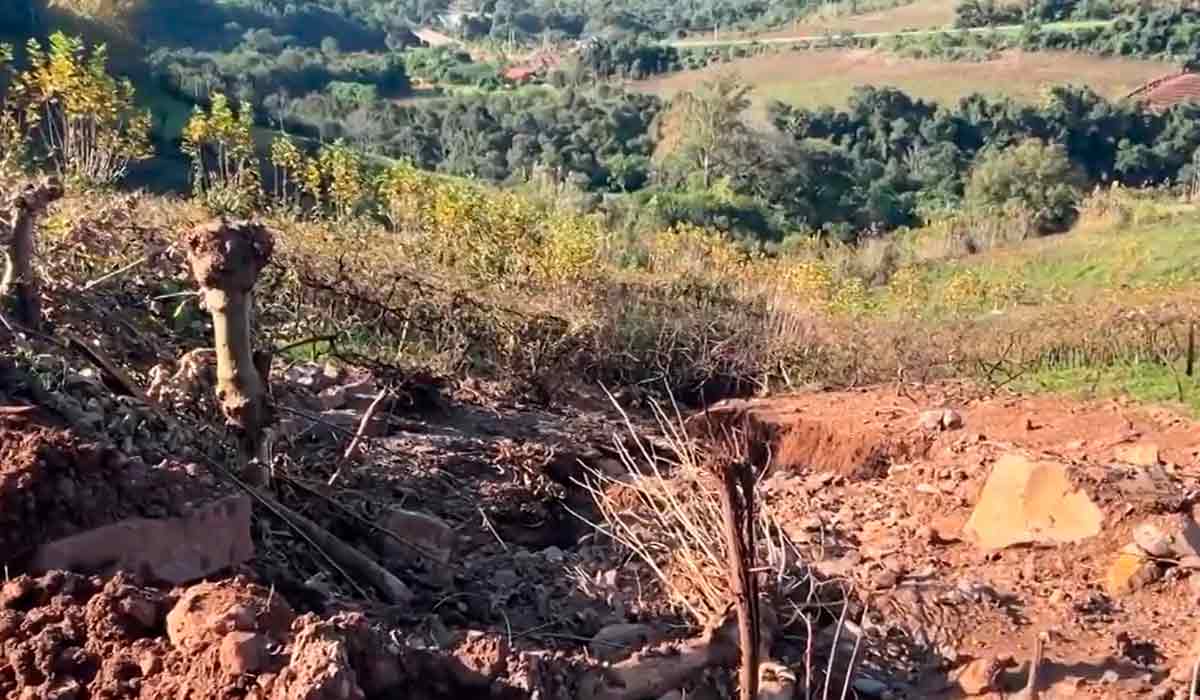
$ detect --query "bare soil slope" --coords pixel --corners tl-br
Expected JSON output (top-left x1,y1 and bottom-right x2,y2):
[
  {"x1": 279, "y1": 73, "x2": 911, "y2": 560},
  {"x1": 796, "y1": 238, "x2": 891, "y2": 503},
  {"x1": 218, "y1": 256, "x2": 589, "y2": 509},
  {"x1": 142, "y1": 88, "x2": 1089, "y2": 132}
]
[{"x1": 709, "y1": 382, "x2": 1200, "y2": 697}]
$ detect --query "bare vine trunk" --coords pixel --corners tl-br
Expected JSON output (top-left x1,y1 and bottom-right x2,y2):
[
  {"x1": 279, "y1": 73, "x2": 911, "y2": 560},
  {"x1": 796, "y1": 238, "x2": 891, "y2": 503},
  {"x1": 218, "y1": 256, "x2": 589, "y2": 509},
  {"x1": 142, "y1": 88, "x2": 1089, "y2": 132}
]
[
  {"x1": 2, "y1": 178, "x2": 63, "y2": 328},
  {"x1": 185, "y1": 219, "x2": 275, "y2": 470}
]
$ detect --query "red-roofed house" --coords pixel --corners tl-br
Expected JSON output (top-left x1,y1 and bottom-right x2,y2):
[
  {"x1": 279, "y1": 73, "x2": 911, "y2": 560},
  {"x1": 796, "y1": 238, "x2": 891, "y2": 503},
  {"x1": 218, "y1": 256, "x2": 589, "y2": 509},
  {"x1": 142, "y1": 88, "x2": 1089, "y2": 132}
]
[
  {"x1": 502, "y1": 66, "x2": 538, "y2": 83},
  {"x1": 1127, "y1": 71, "x2": 1200, "y2": 113}
]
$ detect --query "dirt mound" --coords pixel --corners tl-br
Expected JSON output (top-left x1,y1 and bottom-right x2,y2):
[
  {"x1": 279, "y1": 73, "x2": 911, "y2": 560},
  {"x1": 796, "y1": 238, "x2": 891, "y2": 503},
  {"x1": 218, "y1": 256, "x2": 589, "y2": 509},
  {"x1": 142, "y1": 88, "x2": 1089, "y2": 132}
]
[
  {"x1": 0, "y1": 425, "x2": 229, "y2": 568},
  {"x1": 0, "y1": 572, "x2": 512, "y2": 700},
  {"x1": 0, "y1": 571, "x2": 173, "y2": 699},
  {"x1": 0, "y1": 423, "x2": 231, "y2": 567}
]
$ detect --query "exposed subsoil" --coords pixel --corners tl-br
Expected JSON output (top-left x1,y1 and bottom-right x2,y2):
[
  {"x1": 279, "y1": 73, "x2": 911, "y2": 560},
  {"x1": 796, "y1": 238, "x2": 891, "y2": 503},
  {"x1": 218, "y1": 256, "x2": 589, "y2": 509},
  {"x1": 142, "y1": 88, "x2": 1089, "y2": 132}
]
[
  {"x1": 717, "y1": 382, "x2": 1200, "y2": 698},
  {"x1": 7, "y1": 335, "x2": 1200, "y2": 699}
]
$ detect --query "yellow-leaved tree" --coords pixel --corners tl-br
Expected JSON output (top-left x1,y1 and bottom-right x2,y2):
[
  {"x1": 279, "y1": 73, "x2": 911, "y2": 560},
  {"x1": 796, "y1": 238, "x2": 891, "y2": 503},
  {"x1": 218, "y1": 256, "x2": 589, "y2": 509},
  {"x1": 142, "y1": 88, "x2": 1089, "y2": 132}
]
[
  {"x1": 14, "y1": 32, "x2": 152, "y2": 186},
  {"x1": 269, "y1": 135, "x2": 304, "y2": 210},
  {"x1": 377, "y1": 160, "x2": 435, "y2": 233},
  {"x1": 182, "y1": 93, "x2": 261, "y2": 214},
  {"x1": 316, "y1": 139, "x2": 366, "y2": 221},
  {"x1": 378, "y1": 161, "x2": 603, "y2": 287},
  {"x1": 0, "y1": 43, "x2": 25, "y2": 178}
]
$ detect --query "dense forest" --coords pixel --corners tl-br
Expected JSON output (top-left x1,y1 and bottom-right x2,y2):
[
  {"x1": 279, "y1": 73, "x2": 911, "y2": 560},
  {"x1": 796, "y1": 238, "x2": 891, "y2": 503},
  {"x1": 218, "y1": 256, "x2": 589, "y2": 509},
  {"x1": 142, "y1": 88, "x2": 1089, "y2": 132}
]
[
  {"x1": 764, "y1": 86, "x2": 1200, "y2": 236},
  {"x1": 376, "y1": 87, "x2": 661, "y2": 187}
]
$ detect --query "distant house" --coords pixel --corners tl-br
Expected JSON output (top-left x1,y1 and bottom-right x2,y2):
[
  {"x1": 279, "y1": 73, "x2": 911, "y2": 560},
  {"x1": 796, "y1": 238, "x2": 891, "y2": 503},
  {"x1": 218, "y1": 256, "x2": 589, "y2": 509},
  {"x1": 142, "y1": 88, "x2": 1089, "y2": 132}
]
[
  {"x1": 1126, "y1": 71, "x2": 1200, "y2": 113},
  {"x1": 501, "y1": 49, "x2": 564, "y2": 84},
  {"x1": 503, "y1": 66, "x2": 539, "y2": 84}
]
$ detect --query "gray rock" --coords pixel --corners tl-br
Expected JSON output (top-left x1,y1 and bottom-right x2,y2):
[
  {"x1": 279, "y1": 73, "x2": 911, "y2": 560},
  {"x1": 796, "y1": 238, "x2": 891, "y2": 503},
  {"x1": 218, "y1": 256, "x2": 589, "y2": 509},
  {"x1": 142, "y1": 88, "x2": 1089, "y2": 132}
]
[
  {"x1": 918, "y1": 408, "x2": 964, "y2": 432},
  {"x1": 853, "y1": 677, "x2": 890, "y2": 697},
  {"x1": 589, "y1": 623, "x2": 655, "y2": 662},
  {"x1": 377, "y1": 508, "x2": 456, "y2": 564},
  {"x1": 1133, "y1": 514, "x2": 1200, "y2": 561}
]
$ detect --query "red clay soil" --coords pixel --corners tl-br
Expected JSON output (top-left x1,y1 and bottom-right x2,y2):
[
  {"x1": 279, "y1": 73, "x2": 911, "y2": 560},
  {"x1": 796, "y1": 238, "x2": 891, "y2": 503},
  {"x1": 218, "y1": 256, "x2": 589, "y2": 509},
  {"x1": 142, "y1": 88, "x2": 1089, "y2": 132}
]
[
  {"x1": 0, "y1": 571, "x2": 513, "y2": 700},
  {"x1": 695, "y1": 383, "x2": 1199, "y2": 480},
  {"x1": 690, "y1": 391, "x2": 937, "y2": 479},
  {"x1": 724, "y1": 383, "x2": 1200, "y2": 698},
  {"x1": 0, "y1": 425, "x2": 221, "y2": 567}
]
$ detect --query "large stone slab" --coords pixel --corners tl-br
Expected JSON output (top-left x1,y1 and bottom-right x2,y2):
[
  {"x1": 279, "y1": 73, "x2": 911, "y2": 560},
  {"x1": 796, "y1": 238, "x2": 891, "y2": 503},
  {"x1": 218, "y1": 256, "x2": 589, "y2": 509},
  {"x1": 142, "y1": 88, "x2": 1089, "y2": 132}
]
[
  {"x1": 964, "y1": 454, "x2": 1103, "y2": 550},
  {"x1": 30, "y1": 494, "x2": 253, "y2": 584}
]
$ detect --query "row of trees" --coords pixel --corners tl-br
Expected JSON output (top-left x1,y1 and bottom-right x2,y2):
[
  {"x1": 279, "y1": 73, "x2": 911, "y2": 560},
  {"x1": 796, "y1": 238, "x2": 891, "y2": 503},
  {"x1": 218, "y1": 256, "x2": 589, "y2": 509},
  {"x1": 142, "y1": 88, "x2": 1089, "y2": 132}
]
[
  {"x1": 148, "y1": 34, "x2": 412, "y2": 114},
  {"x1": 952, "y1": 0, "x2": 1125, "y2": 28},
  {"x1": 379, "y1": 86, "x2": 661, "y2": 189},
  {"x1": 451, "y1": 0, "x2": 807, "y2": 42},
  {"x1": 944, "y1": 6, "x2": 1200, "y2": 60},
  {"x1": 765, "y1": 83, "x2": 1200, "y2": 234}
]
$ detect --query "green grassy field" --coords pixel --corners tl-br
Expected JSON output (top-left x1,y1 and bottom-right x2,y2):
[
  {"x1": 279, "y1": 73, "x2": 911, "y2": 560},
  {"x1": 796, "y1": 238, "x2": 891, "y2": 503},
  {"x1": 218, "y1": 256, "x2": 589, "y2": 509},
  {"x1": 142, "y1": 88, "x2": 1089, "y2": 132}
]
[
  {"x1": 932, "y1": 205, "x2": 1200, "y2": 294},
  {"x1": 931, "y1": 203, "x2": 1200, "y2": 414},
  {"x1": 638, "y1": 49, "x2": 1171, "y2": 122},
  {"x1": 1014, "y1": 363, "x2": 1200, "y2": 415}
]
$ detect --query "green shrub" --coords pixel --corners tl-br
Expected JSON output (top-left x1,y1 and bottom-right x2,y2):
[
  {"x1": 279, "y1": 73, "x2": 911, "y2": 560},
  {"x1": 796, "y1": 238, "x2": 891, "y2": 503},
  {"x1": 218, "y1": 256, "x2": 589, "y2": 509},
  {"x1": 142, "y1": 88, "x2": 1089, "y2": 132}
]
[{"x1": 966, "y1": 140, "x2": 1085, "y2": 233}]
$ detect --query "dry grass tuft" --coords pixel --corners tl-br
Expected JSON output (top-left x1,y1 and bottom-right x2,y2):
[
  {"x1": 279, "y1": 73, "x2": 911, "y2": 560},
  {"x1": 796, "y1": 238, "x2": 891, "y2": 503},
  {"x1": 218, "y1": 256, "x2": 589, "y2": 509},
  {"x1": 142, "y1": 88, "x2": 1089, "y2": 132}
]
[{"x1": 573, "y1": 392, "x2": 877, "y2": 697}]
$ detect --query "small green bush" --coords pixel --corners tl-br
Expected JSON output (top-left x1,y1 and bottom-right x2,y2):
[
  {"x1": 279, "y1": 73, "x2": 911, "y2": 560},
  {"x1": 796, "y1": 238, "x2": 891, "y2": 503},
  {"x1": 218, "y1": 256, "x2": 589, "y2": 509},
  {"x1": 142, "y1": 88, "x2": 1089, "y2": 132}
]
[{"x1": 966, "y1": 140, "x2": 1085, "y2": 233}]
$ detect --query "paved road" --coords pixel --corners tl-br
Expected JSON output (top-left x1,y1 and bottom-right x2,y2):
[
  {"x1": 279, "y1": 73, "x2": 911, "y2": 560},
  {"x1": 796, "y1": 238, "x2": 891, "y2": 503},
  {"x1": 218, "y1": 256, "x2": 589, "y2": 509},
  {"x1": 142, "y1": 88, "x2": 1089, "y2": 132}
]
[{"x1": 667, "y1": 19, "x2": 1111, "y2": 48}]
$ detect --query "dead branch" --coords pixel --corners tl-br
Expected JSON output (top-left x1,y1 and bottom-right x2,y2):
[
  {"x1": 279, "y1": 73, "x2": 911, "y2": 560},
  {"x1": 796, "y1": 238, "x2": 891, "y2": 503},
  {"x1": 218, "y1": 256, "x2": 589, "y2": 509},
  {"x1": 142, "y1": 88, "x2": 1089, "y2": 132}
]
[
  {"x1": 81, "y1": 254, "x2": 150, "y2": 291},
  {"x1": 341, "y1": 388, "x2": 389, "y2": 462},
  {"x1": 273, "y1": 333, "x2": 341, "y2": 358},
  {"x1": 713, "y1": 441, "x2": 762, "y2": 700},
  {"x1": 579, "y1": 609, "x2": 777, "y2": 700},
  {"x1": 1188, "y1": 321, "x2": 1196, "y2": 378},
  {"x1": 246, "y1": 484, "x2": 413, "y2": 605},
  {"x1": 1021, "y1": 632, "x2": 1046, "y2": 700},
  {"x1": 281, "y1": 473, "x2": 454, "y2": 566}
]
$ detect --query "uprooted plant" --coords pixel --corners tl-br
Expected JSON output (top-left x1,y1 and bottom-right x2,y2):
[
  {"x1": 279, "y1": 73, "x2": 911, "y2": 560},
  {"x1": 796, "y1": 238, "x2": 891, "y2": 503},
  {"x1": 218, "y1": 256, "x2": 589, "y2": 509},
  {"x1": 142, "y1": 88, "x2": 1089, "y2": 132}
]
[
  {"x1": 574, "y1": 394, "x2": 870, "y2": 699},
  {"x1": 2, "y1": 177, "x2": 63, "y2": 328}
]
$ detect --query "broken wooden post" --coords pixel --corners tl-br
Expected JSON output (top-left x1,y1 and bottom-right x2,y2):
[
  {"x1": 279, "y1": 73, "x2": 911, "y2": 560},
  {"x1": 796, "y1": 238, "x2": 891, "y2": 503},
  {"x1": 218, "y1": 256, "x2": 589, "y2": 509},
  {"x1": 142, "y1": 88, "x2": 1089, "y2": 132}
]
[
  {"x1": 1187, "y1": 320, "x2": 1195, "y2": 378},
  {"x1": 184, "y1": 218, "x2": 274, "y2": 477},
  {"x1": 2, "y1": 177, "x2": 63, "y2": 328},
  {"x1": 717, "y1": 456, "x2": 762, "y2": 700}
]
